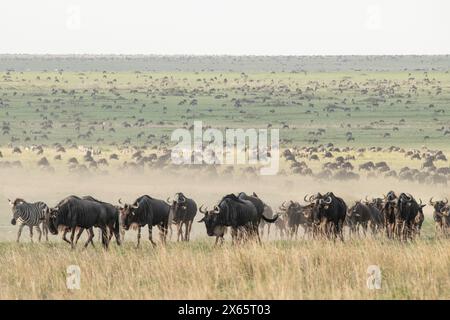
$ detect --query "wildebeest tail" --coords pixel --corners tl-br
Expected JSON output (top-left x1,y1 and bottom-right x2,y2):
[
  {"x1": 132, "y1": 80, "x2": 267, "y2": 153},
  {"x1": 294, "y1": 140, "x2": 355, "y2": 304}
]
[
  {"x1": 261, "y1": 214, "x2": 279, "y2": 223},
  {"x1": 114, "y1": 213, "x2": 121, "y2": 237}
]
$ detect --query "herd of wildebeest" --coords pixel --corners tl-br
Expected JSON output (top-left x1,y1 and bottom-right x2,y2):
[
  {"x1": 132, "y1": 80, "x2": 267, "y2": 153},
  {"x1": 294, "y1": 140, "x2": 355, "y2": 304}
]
[
  {"x1": 3, "y1": 143, "x2": 450, "y2": 186},
  {"x1": 7, "y1": 190, "x2": 450, "y2": 249}
]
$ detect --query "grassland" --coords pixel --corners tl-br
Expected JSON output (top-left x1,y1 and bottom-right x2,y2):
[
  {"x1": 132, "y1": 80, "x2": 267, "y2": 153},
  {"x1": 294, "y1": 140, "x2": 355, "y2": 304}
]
[
  {"x1": 0, "y1": 238, "x2": 448, "y2": 300},
  {"x1": 1, "y1": 69, "x2": 450, "y2": 149}
]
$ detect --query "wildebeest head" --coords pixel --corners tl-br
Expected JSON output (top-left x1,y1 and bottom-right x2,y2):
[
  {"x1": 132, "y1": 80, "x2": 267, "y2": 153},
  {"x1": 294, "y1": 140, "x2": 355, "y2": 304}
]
[
  {"x1": 348, "y1": 201, "x2": 362, "y2": 216},
  {"x1": 197, "y1": 204, "x2": 221, "y2": 237},
  {"x1": 166, "y1": 193, "x2": 187, "y2": 221},
  {"x1": 117, "y1": 198, "x2": 139, "y2": 230},
  {"x1": 429, "y1": 197, "x2": 448, "y2": 213},
  {"x1": 384, "y1": 191, "x2": 397, "y2": 202},
  {"x1": 47, "y1": 206, "x2": 60, "y2": 235}
]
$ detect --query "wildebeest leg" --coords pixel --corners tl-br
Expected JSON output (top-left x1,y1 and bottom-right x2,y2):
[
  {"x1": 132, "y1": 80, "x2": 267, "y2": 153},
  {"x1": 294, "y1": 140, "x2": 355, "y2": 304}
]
[
  {"x1": 29, "y1": 225, "x2": 34, "y2": 243},
  {"x1": 16, "y1": 224, "x2": 25, "y2": 243},
  {"x1": 184, "y1": 221, "x2": 189, "y2": 241},
  {"x1": 70, "y1": 227, "x2": 77, "y2": 249},
  {"x1": 75, "y1": 228, "x2": 84, "y2": 245},
  {"x1": 112, "y1": 226, "x2": 121, "y2": 246},
  {"x1": 255, "y1": 224, "x2": 262, "y2": 244},
  {"x1": 186, "y1": 220, "x2": 193, "y2": 241},
  {"x1": 136, "y1": 227, "x2": 141, "y2": 248},
  {"x1": 101, "y1": 227, "x2": 109, "y2": 249},
  {"x1": 148, "y1": 226, "x2": 157, "y2": 247},
  {"x1": 35, "y1": 225, "x2": 42, "y2": 242},
  {"x1": 231, "y1": 227, "x2": 238, "y2": 245},
  {"x1": 339, "y1": 221, "x2": 344, "y2": 242},
  {"x1": 214, "y1": 236, "x2": 224, "y2": 246},
  {"x1": 84, "y1": 228, "x2": 95, "y2": 248},
  {"x1": 361, "y1": 222, "x2": 368, "y2": 237},
  {"x1": 62, "y1": 228, "x2": 71, "y2": 244},
  {"x1": 160, "y1": 222, "x2": 169, "y2": 245},
  {"x1": 176, "y1": 222, "x2": 182, "y2": 242}
]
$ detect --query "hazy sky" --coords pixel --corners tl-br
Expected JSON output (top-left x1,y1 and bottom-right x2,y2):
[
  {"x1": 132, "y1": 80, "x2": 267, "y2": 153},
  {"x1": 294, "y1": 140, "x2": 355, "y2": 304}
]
[{"x1": 1, "y1": 0, "x2": 449, "y2": 55}]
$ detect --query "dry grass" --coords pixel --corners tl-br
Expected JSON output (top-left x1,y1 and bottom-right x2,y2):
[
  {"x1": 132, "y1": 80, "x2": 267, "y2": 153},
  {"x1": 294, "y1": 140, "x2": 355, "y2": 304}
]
[{"x1": 0, "y1": 238, "x2": 449, "y2": 300}]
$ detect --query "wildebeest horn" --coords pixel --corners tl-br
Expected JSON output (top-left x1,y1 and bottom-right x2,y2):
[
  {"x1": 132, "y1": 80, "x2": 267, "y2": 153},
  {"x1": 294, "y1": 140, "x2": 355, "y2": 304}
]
[
  {"x1": 132, "y1": 202, "x2": 139, "y2": 209},
  {"x1": 213, "y1": 205, "x2": 220, "y2": 214},
  {"x1": 365, "y1": 195, "x2": 369, "y2": 202},
  {"x1": 199, "y1": 205, "x2": 207, "y2": 214},
  {"x1": 7, "y1": 198, "x2": 13, "y2": 207},
  {"x1": 324, "y1": 196, "x2": 332, "y2": 204},
  {"x1": 445, "y1": 198, "x2": 448, "y2": 204},
  {"x1": 166, "y1": 196, "x2": 172, "y2": 204},
  {"x1": 303, "y1": 194, "x2": 309, "y2": 202},
  {"x1": 429, "y1": 197, "x2": 435, "y2": 206},
  {"x1": 419, "y1": 198, "x2": 423, "y2": 206},
  {"x1": 118, "y1": 198, "x2": 123, "y2": 205},
  {"x1": 406, "y1": 193, "x2": 412, "y2": 201}
]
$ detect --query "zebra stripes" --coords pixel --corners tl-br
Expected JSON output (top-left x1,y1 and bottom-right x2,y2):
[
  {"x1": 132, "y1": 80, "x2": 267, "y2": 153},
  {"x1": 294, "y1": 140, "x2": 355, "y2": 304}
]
[{"x1": 9, "y1": 198, "x2": 49, "y2": 242}]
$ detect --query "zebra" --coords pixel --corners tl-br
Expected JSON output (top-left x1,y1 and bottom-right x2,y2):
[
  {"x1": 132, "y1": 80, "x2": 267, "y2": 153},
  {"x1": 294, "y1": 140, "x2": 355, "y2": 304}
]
[{"x1": 8, "y1": 198, "x2": 49, "y2": 242}]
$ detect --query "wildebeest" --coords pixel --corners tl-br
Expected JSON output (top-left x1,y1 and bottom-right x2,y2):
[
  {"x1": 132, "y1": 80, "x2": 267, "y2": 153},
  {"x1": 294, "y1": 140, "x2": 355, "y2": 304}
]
[
  {"x1": 82, "y1": 196, "x2": 121, "y2": 245},
  {"x1": 278, "y1": 200, "x2": 312, "y2": 239},
  {"x1": 346, "y1": 201, "x2": 371, "y2": 236},
  {"x1": 429, "y1": 197, "x2": 449, "y2": 236},
  {"x1": 166, "y1": 192, "x2": 197, "y2": 242},
  {"x1": 395, "y1": 193, "x2": 425, "y2": 240},
  {"x1": 198, "y1": 194, "x2": 262, "y2": 244},
  {"x1": 118, "y1": 195, "x2": 170, "y2": 247},
  {"x1": 47, "y1": 195, "x2": 120, "y2": 249},
  {"x1": 57, "y1": 196, "x2": 122, "y2": 248},
  {"x1": 347, "y1": 200, "x2": 383, "y2": 236},
  {"x1": 382, "y1": 191, "x2": 398, "y2": 238},
  {"x1": 305, "y1": 192, "x2": 347, "y2": 240},
  {"x1": 9, "y1": 198, "x2": 49, "y2": 242}
]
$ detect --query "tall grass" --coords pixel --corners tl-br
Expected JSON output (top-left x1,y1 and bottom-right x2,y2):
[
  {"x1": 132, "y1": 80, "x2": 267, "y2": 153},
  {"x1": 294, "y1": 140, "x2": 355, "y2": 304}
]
[{"x1": 0, "y1": 238, "x2": 448, "y2": 299}]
